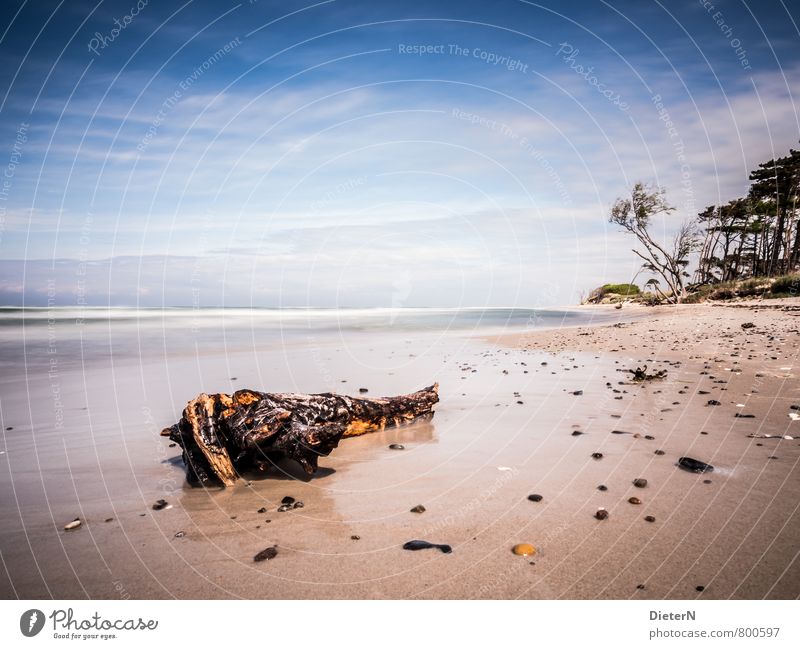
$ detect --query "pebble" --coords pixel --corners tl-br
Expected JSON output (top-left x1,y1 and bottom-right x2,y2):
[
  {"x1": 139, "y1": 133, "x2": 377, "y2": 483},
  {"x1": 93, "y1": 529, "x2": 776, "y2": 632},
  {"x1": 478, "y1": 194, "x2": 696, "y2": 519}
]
[
  {"x1": 410, "y1": 504, "x2": 426, "y2": 513},
  {"x1": 281, "y1": 496, "x2": 295, "y2": 505},
  {"x1": 359, "y1": 388, "x2": 369, "y2": 393},
  {"x1": 104, "y1": 517, "x2": 113, "y2": 523},
  {"x1": 293, "y1": 501, "x2": 304, "y2": 509},
  {"x1": 402, "y1": 540, "x2": 452, "y2": 554},
  {"x1": 64, "y1": 519, "x2": 81, "y2": 531},
  {"x1": 597, "y1": 485, "x2": 608, "y2": 491},
  {"x1": 277, "y1": 504, "x2": 291, "y2": 512},
  {"x1": 254, "y1": 546, "x2": 278, "y2": 562},
  {"x1": 389, "y1": 444, "x2": 405, "y2": 450},
  {"x1": 654, "y1": 450, "x2": 665, "y2": 455},
  {"x1": 628, "y1": 497, "x2": 642, "y2": 505},
  {"x1": 351, "y1": 535, "x2": 360, "y2": 540},
  {"x1": 174, "y1": 531, "x2": 185, "y2": 538},
  {"x1": 633, "y1": 478, "x2": 647, "y2": 488},
  {"x1": 571, "y1": 430, "x2": 585, "y2": 436},
  {"x1": 152, "y1": 499, "x2": 168, "y2": 510},
  {"x1": 696, "y1": 585, "x2": 705, "y2": 592},
  {"x1": 707, "y1": 400, "x2": 721, "y2": 406},
  {"x1": 678, "y1": 457, "x2": 714, "y2": 473},
  {"x1": 257, "y1": 507, "x2": 267, "y2": 513},
  {"x1": 573, "y1": 390, "x2": 583, "y2": 396},
  {"x1": 591, "y1": 452, "x2": 603, "y2": 459},
  {"x1": 527, "y1": 494, "x2": 543, "y2": 502},
  {"x1": 595, "y1": 508, "x2": 609, "y2": 520},
  {"x1": 644, "y1": 515, "x2": 656, "y2": 523},
  {"x1": 512, "y1": 543, "x2": 536, "y2": 557}
]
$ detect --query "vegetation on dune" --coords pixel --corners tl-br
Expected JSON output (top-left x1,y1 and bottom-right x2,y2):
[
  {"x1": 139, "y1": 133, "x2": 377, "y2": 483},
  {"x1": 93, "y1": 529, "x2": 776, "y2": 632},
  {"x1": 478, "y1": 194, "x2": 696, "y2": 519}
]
[{"x1": 601, "y1": 144, "x2": 799, "y2": 306}]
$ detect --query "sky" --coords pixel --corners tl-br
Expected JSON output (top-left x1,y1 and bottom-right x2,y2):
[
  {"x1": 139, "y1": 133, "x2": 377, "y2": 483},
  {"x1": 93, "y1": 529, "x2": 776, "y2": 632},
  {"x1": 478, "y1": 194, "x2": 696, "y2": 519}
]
[{"x1": 0, "y1": 0, "x2": 798, "y2": 307}]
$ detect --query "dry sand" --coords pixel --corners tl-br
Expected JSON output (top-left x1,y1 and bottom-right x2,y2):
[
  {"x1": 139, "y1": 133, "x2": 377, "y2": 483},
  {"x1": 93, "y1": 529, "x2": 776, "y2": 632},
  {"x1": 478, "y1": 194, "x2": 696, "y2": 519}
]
[{"x1": 1, "y1": 301, "x2": 798, "y2": 599}]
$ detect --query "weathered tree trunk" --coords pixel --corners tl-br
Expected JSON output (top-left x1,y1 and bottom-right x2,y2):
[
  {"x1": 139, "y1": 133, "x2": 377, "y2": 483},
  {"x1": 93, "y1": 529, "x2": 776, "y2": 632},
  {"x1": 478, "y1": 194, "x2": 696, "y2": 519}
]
[{"x1": 162, "y1": 385, "x2": 439, "y2": 486}]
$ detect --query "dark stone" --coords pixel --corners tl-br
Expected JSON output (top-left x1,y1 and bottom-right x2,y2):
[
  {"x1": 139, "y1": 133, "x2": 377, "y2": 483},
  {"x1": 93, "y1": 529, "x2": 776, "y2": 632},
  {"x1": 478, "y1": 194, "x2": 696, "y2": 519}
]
[
  {"x1": 595, "y1": 508, "x2": 609, "y2": 520},
  {"x1": 293, "y1": 501, "x2": 304, "y2": 508},
  {"x1": 410, "y1": 504, "x2": 426, "y2": 513},
  {"x1": 633, "y1": 478, "x2": 647, "y2": 488},
  {"x1": 654, "y1": 450, "x2": 665, "y2": 455},
  {"x1": 389, "y1": 444, "x2": 405, "y2": 450},
  {"x1": 741, "y1": 322, "x2": 755, "y2": 329},
  {"x1": 277, "y1": 504, "x2": 291, "y2": 512},
  {"x1": 695, "y1": 585, "x2": 705, "y2": 592},
  {"x1": 572, "y1": 390, "x2": 583, "y2": 396},
  {"x1": 597, "y1": 485, "x2": 608, "y2": 491},
  {"x1": 735, "y1": 413, "x2": 755, "y2": 418},
  {"x1": 254, "y1": 546, "x2": 278, "y2": 562},
  {"x1": 281, "y1": 496, "x2": 295, "y2": 505},
  {"x1": 174, "y1": 531, "x2": 185, "y2": 538},
  {"x1": 678, "y1": 457, "x2": 714, "y2": 473},
  {"x1": 152, "y1": 499, "x2": 168, "y2": 510},
  {"x1": 644, "y1": 435, "x2": 655, "y2": 440},
  {"x1": 572, "y1": 430, "x2": 585, "y2": 436},
  {"x1": 527, "y1": 494, "x2": 543, "y2": 502},
  {"x1": 359, "y1": 388, "x2": 369, "y2": 393},
  {"x1": 644, "y1": 515, "x2": 656, "y2": 522},
  {"x1": 707, "y1": 400, "x2": 721, "y2": 406},
  {"x1": 257, "y1": 507, "x2": 267, "y2": 513},
  {"x1": 611, "y1": 430, "x2": 630, "y2": 435},
  {"x1": 403, "y1": 540, "x2": 452, "y2": 553},
  {"x1": 591, "y1": 452, "x2": 603, "y2": 459},
  {"x1": 351, "y1": 535, "x2": 360, "y2": 540}
]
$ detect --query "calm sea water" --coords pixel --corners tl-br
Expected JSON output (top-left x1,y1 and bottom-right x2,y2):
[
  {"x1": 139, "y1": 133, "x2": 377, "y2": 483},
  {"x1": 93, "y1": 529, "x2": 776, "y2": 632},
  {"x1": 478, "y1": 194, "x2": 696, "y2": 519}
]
[{"x1": 0, "y1": 306, "x2": 620, "y2": 375}]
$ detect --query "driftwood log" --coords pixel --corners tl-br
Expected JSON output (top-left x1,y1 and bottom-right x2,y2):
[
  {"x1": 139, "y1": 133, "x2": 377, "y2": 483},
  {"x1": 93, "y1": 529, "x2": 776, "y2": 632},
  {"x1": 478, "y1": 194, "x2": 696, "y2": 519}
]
[{"x1": 161, "y1": 384, "x2": 439, "y2": 486}]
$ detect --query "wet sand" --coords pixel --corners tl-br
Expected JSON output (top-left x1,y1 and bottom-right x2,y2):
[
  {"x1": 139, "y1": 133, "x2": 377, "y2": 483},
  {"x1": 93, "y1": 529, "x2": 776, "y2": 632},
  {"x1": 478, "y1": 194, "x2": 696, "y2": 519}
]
[{"x1": 1, "y1": 302, "x2": 798, "y2": 599}]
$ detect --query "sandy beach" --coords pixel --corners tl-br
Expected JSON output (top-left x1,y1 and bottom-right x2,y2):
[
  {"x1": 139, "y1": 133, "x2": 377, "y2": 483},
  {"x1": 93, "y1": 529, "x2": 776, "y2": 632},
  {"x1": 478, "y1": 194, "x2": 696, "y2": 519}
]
[{"x1": 1, "y1": 302, "x2": 798, "y2": 599}]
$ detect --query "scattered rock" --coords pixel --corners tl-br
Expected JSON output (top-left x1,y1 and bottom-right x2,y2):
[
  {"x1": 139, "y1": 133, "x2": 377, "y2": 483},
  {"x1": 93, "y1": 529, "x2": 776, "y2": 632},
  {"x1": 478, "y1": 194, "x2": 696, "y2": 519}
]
[
  {"x1": 277, "y1": 504, "x2": 291, "y2": 512},
  {"x1": 678, "y1": 457, "x2": 714, "y2": 473},
  {"x1": 695, "y1": 585, "x2": 705, "y2": 592},
  {"x1": 152, "y1": 499, "x2": 168, "y2": 510},
  {"x1": 654, "y1": 450, "x2": 665, "y2": 455},
  {"x1": 281, "y1": 496, "x2": 295, "y2": 505},
  {"x1": 512, "y1": 543, "x2": 536, "y2": 556},
  {"x1": 257, "y1": 507, "x2": 267, "y2": 514},
  {"x1": 740, "y1": 322, "x2": 755, "y2": 329},
  {"x1": 174, "y1": 531, "x2": 185, "y2": 538},
  {"x1": 389, "y1": 444, "x2": 405, "y2": 450},
  {"x1": 572, "y1": 390, "x2": 583, "y2": 396},
  {"x1": 410, "y1": 504, "x2": 426, "y2": 513},
  {"x1": 104, "y1": 517, "x2": 113, "y2": 523},
  {"x1": 597, "y1": 485, "x2": 608, "y2": 491},
  {"x1": 351, "y1": 535, "x2": 360, "y2": 540},
  {"x1": 527, "y1": 494, "x2": 543, "y2": 502},
  {"x1": 254, "y1": 546, "x2": 278, "y2": 562},
  {"x1": 707, "y1": 400, "x2": 721, "y2": 406},
  {"x1": 571, "y1": 430, "x2": 585, "y2": 436},
  {"x1": 628, "y1": 497, "x2": 642, "y2": 505},
  {"x1": 595, "y1": 508, "x2": 609, "y2": 520},
  {"x1": 63, "y1": 519, "x2": 81, "y2": 531},
  {"x1": 358, "y1": 388, "x2": 369, "y2": 394},
  {"x1": 644, "y1": 515, "x2": 656, "y2": 523},
  {"x1": 402, "y1": 540, "x2": 452, "y2": 554},
  {"x1": 591, "y1": 452, "x2": 603, "y2": 459},
  {"x1": 633, "y1": 478, "x2": 647, "y2": 488}
]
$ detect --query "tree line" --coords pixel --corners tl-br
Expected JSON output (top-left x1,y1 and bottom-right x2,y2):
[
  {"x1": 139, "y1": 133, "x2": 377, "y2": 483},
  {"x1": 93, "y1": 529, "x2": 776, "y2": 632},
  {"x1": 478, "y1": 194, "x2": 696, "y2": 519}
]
[{"x1": 610, "y1": 144, "x2": 799, "y2": 303}]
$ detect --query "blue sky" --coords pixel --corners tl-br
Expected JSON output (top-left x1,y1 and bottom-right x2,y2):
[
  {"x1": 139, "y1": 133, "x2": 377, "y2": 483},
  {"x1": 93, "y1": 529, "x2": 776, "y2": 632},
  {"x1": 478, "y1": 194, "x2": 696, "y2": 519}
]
[{"x1": 0, "y1": 0, "x2": 798, "y2": 307}]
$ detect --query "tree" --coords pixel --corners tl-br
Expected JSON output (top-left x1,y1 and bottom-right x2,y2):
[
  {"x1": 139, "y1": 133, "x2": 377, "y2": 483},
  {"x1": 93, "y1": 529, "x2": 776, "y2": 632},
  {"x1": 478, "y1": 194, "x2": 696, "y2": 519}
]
[
  {"x1": 610, "y1": 183, "x2": 697, "y2": 303},
  {"x1": 748, "y1": 147, "x2": 800, "y2": 275}
]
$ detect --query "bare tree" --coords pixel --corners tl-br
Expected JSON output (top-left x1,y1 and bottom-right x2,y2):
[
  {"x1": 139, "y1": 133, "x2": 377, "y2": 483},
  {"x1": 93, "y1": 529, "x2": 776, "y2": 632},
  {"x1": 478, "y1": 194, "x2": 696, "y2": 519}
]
[{"x1": 610, "y1": 183, "x2": 697, "y2": 303}]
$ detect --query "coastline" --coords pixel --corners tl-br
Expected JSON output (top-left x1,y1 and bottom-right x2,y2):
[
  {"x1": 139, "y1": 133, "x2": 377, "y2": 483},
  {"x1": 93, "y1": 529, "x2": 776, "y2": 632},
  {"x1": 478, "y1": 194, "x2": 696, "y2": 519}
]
[{"x1": 0, "y1": 302, "x2": 797, "y2": 599}]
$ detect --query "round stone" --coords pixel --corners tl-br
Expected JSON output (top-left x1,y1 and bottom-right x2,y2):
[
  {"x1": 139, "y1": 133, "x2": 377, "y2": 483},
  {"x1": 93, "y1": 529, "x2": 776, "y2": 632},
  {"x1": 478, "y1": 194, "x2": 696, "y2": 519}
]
[{"x1": 512, "y1": 543, "x2": 536, "y2": 557}]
